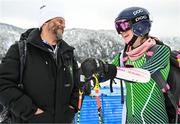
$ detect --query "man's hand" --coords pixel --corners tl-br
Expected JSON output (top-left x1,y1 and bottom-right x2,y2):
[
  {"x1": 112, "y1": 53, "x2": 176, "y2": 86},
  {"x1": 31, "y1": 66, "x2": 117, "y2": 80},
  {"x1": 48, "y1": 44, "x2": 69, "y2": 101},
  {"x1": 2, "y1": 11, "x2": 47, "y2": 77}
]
[{"x1": 35, "y1": 108, "x2": 44, "y2": 115}]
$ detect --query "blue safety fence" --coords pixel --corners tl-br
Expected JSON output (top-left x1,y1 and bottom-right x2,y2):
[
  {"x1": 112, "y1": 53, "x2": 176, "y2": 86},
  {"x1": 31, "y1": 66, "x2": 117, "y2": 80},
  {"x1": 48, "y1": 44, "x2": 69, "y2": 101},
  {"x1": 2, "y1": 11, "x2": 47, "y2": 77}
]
[{"x1": 74, "y1": 95, "x2": 124, "y2": 124}]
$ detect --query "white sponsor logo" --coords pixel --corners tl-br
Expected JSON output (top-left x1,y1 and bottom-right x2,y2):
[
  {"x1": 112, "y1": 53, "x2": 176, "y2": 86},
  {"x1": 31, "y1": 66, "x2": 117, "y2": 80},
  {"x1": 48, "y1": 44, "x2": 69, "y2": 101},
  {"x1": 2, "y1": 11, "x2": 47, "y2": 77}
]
[
  {"x1": 133, "y1": 9, "x2": 143, "y2": 15},
  {"x1": 135, "y1": 15, "x2": 147, "y2": 22}
]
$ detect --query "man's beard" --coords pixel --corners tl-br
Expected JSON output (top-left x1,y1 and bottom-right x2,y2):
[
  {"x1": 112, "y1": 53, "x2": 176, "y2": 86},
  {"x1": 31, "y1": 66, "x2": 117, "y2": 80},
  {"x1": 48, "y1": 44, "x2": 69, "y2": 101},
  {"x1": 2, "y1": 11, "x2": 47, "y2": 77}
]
[
  {"x1": 56, "y1": 29, "x2": 63, "y2": 41},
  {"x1": 52, "y1": 26, "x2": 64, "y2": 41},
  {"x1": 47, "y1": 22, "x2": 64, "y2": 39}
]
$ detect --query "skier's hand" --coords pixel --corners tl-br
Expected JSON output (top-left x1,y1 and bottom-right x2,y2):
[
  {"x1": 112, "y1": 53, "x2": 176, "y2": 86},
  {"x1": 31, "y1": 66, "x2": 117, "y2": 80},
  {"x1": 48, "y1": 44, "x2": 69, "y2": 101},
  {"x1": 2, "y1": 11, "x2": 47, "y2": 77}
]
[
  {"x1": 80, "y1": 58, "x2": 117, "y2": 82},
  {"x1": 35, "y1": 108, "x2": 44, "y2": 115},
  {"x1": 81, "y1": 58, "x2": 102, "y2": 80}
]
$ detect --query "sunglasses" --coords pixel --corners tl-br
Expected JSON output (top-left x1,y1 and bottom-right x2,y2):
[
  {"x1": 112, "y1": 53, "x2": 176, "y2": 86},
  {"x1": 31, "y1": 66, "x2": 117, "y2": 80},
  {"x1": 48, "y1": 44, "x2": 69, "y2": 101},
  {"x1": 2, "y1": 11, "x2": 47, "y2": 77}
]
[{"x1": 115, "y1": 20, "x2": 131, "y2": 34}]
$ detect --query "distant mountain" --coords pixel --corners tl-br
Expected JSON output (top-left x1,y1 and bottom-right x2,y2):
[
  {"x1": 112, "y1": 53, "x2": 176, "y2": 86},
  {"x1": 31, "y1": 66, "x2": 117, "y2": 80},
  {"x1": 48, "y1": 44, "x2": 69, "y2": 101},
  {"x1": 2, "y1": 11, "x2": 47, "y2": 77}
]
[
  {"x1": 63, "y1": 28, "x2": 124, "y2": 62},
  {"x1": 0, "y1": 23, "x2": 180, "y2": 62},
  {"x1": 0, "y1": 23, "x2": 25, "y2": 58},
  {"x1": 0, "y1": 23, "x2": 124, "y2": 62}
]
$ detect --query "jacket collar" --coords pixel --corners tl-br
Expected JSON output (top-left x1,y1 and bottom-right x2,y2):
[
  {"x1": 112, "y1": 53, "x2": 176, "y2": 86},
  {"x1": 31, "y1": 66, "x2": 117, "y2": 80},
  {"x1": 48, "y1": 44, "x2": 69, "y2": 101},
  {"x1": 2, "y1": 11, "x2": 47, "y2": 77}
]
[{"x1": 26, "y1": 28, "x2": 74, "y2": 53}]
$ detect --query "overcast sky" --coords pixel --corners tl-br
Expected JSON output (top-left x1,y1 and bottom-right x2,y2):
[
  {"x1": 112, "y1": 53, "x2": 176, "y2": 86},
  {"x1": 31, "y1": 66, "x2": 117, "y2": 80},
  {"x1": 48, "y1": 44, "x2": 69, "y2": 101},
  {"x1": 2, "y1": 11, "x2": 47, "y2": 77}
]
[{"x1": 0, "y1": 0, "x2": 180, "y2": 37}]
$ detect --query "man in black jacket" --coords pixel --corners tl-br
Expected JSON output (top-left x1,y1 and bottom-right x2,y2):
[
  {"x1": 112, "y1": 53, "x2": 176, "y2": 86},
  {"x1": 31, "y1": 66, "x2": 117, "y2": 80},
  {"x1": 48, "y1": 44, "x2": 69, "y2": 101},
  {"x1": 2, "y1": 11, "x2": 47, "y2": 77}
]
[{"x1": 0, "y1": 5, "x2": 79, "y2": 123}]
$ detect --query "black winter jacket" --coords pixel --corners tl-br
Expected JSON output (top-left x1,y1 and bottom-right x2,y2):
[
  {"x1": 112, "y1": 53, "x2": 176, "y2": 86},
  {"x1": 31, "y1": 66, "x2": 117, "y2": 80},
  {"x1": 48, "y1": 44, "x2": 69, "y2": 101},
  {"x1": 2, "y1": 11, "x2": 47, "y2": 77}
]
[{"x1": 0, "y1": 29, "x2": 80, "y2": 123}]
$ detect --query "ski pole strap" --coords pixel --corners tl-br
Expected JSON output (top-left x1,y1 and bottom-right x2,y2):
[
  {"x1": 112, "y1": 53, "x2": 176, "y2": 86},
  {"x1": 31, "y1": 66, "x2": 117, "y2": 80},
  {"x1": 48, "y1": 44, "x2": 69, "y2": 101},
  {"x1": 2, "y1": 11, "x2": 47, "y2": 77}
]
[{"x1": 93, "y1": 74, "x2": 100, "y2": 91}]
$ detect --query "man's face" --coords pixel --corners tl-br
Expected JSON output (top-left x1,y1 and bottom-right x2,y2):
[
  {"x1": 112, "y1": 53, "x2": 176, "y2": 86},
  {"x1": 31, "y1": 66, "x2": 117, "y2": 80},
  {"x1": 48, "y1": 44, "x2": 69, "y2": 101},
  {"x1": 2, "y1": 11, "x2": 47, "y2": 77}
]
[{"x1": 45, "y1": 17, "x2": 65, "y2": 37}]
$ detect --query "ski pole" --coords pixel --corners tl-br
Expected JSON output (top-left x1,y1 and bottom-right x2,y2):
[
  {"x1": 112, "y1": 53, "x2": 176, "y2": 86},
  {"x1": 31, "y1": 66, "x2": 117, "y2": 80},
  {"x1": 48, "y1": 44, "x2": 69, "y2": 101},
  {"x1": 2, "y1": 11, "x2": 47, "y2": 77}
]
[
  {"x1": 76, "y1": 90, "x2": 83, "y2": 124},
  {"x1": 92, "y1": 74, "x2": 103, "y2": 124}
]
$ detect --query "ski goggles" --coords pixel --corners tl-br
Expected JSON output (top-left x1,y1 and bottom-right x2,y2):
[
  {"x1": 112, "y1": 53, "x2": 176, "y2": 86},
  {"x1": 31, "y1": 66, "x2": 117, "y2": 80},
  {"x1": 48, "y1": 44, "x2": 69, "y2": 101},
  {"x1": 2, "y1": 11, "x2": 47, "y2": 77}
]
[{"x1": 115, "y1": 20, "x2": 131, "y2": 34}]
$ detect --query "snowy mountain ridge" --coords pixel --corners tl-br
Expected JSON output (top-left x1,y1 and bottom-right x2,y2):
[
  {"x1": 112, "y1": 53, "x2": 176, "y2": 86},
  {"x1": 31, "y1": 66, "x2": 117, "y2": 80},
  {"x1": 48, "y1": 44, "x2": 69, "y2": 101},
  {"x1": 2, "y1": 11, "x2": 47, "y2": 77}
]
[{"x1": 0, "y1": 23, "x2": 180, "y2": 62}]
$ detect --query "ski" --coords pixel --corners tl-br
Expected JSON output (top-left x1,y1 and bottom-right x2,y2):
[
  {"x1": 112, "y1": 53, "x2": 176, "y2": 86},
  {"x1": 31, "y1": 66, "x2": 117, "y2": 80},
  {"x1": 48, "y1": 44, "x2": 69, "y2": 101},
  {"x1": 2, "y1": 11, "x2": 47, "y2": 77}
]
[
  {"x1": 116, "y1": 67, "x2": 150, "y2": 83},
  {"x1": 80, "y1": 67, "x2": 151, "y2": 83}
]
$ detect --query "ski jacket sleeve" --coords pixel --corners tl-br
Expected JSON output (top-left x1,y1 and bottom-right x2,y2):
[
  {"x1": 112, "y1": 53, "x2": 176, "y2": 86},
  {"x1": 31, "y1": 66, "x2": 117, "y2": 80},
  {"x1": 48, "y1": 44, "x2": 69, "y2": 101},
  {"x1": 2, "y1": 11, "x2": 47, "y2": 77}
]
[
  {"x1": 69, "y1": 58, "x2": 80, "y2": 113},
  {"x1": 111, "y1": 54, "x2": 120, "y2": 66},
  {"x1": 142, "y1": 45, "x2": 170, "y2": 74},
  {"x1": 0, "y1": 44, "x2": 37, "y2": 120}
]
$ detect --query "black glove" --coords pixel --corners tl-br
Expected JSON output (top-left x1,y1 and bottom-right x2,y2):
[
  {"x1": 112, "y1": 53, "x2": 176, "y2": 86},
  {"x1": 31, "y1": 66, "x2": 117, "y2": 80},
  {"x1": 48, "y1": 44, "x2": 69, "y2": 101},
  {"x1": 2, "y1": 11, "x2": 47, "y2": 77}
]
[{"x1": 80, "y1": 58, "x2": 117, "y2": 82}]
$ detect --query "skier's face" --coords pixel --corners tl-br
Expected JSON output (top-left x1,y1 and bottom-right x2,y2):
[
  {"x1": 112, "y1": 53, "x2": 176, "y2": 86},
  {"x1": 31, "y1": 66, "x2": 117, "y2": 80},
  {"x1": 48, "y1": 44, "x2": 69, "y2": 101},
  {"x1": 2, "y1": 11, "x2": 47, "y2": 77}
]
[
  {"x1": 46, "y1": 17, "x2": 65, "y2": 36},
  {"x1": 120, "y1": 29, "x2": 134, "y2": 44},
  {"x1": 115, "y1": 19, "x2": 134, "y2": 44}
]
